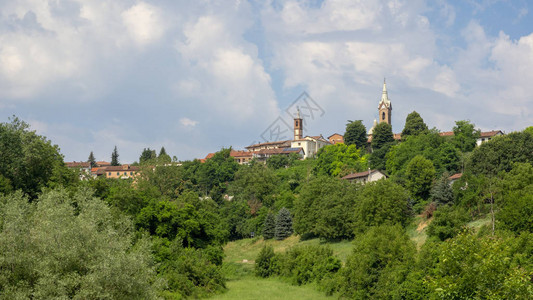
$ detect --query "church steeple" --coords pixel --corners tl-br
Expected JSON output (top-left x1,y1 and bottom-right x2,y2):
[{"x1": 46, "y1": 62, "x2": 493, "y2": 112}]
[
  {"x1": 378, "y1": 78, "x2": 392, "y2": 125},
  {"x1": 294, "y1": 107, "x2": 303, "y2": 140}
]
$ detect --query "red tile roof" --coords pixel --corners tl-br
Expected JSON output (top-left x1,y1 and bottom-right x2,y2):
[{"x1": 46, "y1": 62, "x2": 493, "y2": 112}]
[
  {"x1": 245, "y1": 140, "x2": 291, "y2": 149},
  {"x1": 440, "y1": 131, "x2": 454, "y2": 137},
  {"x1": 480, "y1": 130, "x2": 503, "y2": 138},
  {"x1": 448, "y1": 173, "x2": 463, "y2": 180},
  {"x1": 65, "y1": 161, "x2": 90, "y2": 168},
  {"x1": 342, "y1": 170, "x2": 382, "y2": 180}
]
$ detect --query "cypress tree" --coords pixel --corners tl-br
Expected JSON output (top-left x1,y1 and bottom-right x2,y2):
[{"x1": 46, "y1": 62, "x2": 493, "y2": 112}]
[
  {"x1": 275, "y1": 207, "x2": 293, "y2": 240},
  {"x1": 262, "y1": 212, "x2": 276, "y2": 239},
  {"x1": 88, "y1": 151, "x2": 96, "y2": 168},
  {"x1": 344, "y1": 120, "x2": 367, "y2": 150},
  {"x1": 401, "y1": 111, "x2": 428, "y2": 138},
  {"x1": 111, "y1": 146, "x2": 120, "y2": 166}
]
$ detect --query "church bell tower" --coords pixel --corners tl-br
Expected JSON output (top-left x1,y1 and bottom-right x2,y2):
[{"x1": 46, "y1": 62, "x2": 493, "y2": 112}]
[
  {"x1": 378, "y1": 79, "x2": 392, "y2": 125},
  {"x1": 294, "y1": 107, "x2": 303, "y2": 140}
]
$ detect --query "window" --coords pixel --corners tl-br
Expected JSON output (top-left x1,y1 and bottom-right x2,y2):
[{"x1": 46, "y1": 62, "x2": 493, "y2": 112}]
[
  {"x1": 298, "y1": 142, "x2": 301, "y2": 146},
  {"x1": 382, "y1": 112, "x2": 385, "y2": 120},
  {"x1": 117, "y1": 172, "x2": 120, "y2": 176},
  {"x1": 130, "y1": 172, "x2": 133, "y2": 175},
  {"x1": 108, "y1": 172, "x2": 111, "y2": 176}
]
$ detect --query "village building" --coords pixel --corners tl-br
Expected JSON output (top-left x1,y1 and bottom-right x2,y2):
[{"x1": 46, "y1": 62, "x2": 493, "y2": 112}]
[
  {"x1": 92, "y1": 164, "x2": 140, "y2": 179},
  {"x1": 65, "y1": 161, "x2": 92, "y2": 180},
  {"x1": 342, "y1": 169, "x2": 387, "y2": 184},
  {"x1": 328, "y1": 133, "x2": 344, "y2": 144}
]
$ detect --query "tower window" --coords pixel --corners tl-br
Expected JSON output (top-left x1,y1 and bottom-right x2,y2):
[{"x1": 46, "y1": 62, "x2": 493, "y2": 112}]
[
  {"x1": 295, "y1": 120, "x2": 299, "y2": 126},
  {"x1": 382, "y1": 112, "x2": 385, "y2": 120}
]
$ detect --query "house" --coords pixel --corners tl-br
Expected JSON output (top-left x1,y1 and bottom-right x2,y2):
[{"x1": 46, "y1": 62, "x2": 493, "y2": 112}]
[
  {"x1": 328, "y1": 133, "x2": 344, "y2": 144},
  {"x1": 251, "y1": 147, "x2": 304, "y2": 162},
  {"x1": 98, "y1": 164, "x2": 140, "y2": 179},
  {"x1": 476, "y1": 130, "x2": 504, "y2": 146},
  {"x1": 65, "y1": 161, "x2": 91, "y2": 180},
  {"x1": 290, "y1": 135, "x2": 330, "y2": 159},
  {"x1": 342, "y1": 169, "x2": 387, "y2": 184},
  {"x1": 439, "y1": 130, "x2": 504, "y2": 146},
  {"x1": 203, "y1": 150, "x2": 254, "y2": 164},
  {"x1": 448, "y1": 173, "x2": 463, "y2": 185},
  {"x1": 245, "y1": 108, "x2": 330, "y2": 160}
]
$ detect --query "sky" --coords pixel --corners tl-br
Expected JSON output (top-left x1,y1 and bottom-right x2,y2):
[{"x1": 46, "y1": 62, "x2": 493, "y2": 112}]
[{"x1": 0, "y1": 0, "x2": 532, "y2": 163}]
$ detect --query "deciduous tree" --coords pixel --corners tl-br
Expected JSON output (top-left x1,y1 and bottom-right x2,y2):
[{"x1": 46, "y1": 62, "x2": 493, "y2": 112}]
[
  {"x1": 401, "y1": 111, "x2": 428, "y2": 137},
  {"x1": 344, "y1": 120, "x2": 367, "y2": 150}
]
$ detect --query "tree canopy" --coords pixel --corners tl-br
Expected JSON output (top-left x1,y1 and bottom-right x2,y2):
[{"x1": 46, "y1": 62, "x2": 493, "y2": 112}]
[
  {"x1": 401, "y1": 111, "x2": 428, "y2": 137},
  {"x1": 371, "y1": 122, "x2": 394, "y2": 150},
  {"x1": 343, "y1": 120, "x2": 367, "y2": 150}
]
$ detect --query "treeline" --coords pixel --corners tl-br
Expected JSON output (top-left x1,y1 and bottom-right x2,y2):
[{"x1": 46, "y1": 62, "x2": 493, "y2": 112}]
[{"x1": 1, "y1": 114, "x2": 532, "y2": 299}]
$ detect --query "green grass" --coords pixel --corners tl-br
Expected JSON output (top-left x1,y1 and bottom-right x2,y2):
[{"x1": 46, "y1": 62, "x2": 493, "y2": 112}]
[
  {"x1": 467, "y1": 214, "x2": 492, "y2": 230},
  {"x1": 406, "y1": 215, "x2": 430, "y2": 249},
  {"x1": 211, "y1": 277, "x2": 333, "y2": 300}
]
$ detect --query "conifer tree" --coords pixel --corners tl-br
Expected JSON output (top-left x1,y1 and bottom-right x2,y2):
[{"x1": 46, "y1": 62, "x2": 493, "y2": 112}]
[
  {"x1": 88, "y1": 151, "x2": 97, "y2": 168},
  {"x1": 431, "y1": 174, "x2": 454, "y2": 205},
  {"x1": 111, "y1": 146, "x2": 120, "y2": 166},
  {"x1": 275, "y1": 207, "x2": 293, "y2": 240},
  {"x1": 262, "y1": 212, "x2": 276, "y2": 239}
]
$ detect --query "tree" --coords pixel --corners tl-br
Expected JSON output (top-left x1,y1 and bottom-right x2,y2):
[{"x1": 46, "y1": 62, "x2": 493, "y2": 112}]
[
  {"x1": 158, "y1": 147, "x2": 171, "y2": 164},
  {"x1": 88, "y1": 151, "x2": 97, "y2": 168},
  {"x1": 426, "y1": 206, "x2": 470, "y2": 241},
  {"x1": 353, "y1": 180, "x2": 411, "y2": 231},
  {"x1": 430, "y1": 174, "x2": 454, "y2": 205},
  {"x1": 314, "y1": 143, "x2": 367, "y2": 177},
  {"x1": 405, "y1": 155, "x2": 435, "y2": 202},
  {"x1": 386, "y1": 130, "x2": 446, "y2": 177},
  {"x1": 0, "y1": 116, "x2": 73, "y2": 199},
  {"x1": 293, "y1": 176, "x2": 356, "y2": 240},
  {"x1": 469, "y1": 130, "x2": 533, "y2": 176},
  {"x1": 401, "y1": 111, "x2": 428, "y2": 137},
  {"x1": 275, "y1": 207, "x2": 293, "y2": 240},
  {"x1": 427, "y1": 232, "x2": 532, "y2": 298},
  {"x1": 266, "y1": 154, "x2": 289, "y2": 170},
  {"x1": 111, "y1": 146, "x2": 120, "y2": 166},
  {"x1": 339, "y1": 225, "x2": 416, "y2": 299},
  {"x1": 371, "y1": 122, "x2": 394, "y2": 150},
  {"x1": 262, "y1": 212, "x2": 276, "y2": 239},
  {"x1": 344, "y1": 120, "x2": 367, "y2": 150},
  {"x1": 452, "y1": 120, "x2": 480, "y2": 153},
  {"x1": 139, "y1": 148, "x2": 156, "y2": 165},
  {"x1": 0, "y1": 188, "x2": 158, "y2": 299}
]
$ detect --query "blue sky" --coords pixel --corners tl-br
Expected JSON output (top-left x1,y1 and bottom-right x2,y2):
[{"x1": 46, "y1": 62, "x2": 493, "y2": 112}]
[{"x1": 0, "y1": 0, "x2": 532, "y2": 163}]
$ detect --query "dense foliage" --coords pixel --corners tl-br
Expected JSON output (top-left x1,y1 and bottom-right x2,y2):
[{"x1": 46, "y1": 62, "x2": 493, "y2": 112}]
[
  {"x1": 344, "y1": 120, "x2": 367, "y2": 150},
  {"x1": 2, "y1": 116, "x2": 532, "y2": 298}
]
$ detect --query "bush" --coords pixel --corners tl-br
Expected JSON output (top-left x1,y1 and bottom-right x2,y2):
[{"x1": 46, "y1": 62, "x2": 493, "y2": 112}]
[
  {"x1": 277, "y1": 245, "x2": 341, "y2": 286},
  {"x1": 0, "y1": 188, "x2": 159, "y2": 299},
  {"x1": 339, "y1": 225, "x2": 416, "y2": 299},
  {"x1": 255, "y1": 246, "x2": 277, "y2": 278},
  {"x1": 427, "y1": 205, "x2": 470, "y2": 241}
]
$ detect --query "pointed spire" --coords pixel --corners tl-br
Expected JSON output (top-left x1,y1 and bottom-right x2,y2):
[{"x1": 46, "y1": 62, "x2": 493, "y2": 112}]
[
  {"x1": 296, "y1": 106, "x2": 301, "y2": 119},
  {"x1": 379, "y1": 78, "x2": 391, "y2": 108}
]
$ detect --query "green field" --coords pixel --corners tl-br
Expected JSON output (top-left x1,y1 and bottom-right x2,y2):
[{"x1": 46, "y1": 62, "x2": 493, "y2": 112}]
[
  {"x1": 212, "y1": 277, "x2": 332, "y2": 300},
  {"x1": 215, "y1": 215, "x2": 492, "y2": 299}
]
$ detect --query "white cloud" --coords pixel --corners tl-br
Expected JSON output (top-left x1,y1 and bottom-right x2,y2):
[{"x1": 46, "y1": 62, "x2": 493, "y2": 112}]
[
  {"x1": 122, "y1": 2, "x2": 166, "y2": 46},
  {"x1": 180, "y1": 117, "x2": 198, "y2": 127}
]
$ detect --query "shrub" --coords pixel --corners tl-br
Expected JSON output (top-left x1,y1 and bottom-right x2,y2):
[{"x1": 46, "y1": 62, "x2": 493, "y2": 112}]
[
  {"x1": 277, "y1": 245, "x2": 341, "y2": 286},
  {"x1": 255, "y1": 246, "x2": 276, "y2": 278}
]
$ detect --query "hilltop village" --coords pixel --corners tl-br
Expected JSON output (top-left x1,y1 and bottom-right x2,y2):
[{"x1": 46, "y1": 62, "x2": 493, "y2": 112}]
[
  {"x1": 198, "y1": 81, "x2": 503, "y2": 165},
  {"x1": 65, "y1": 81, "x2": 504, "y2": 179}
]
